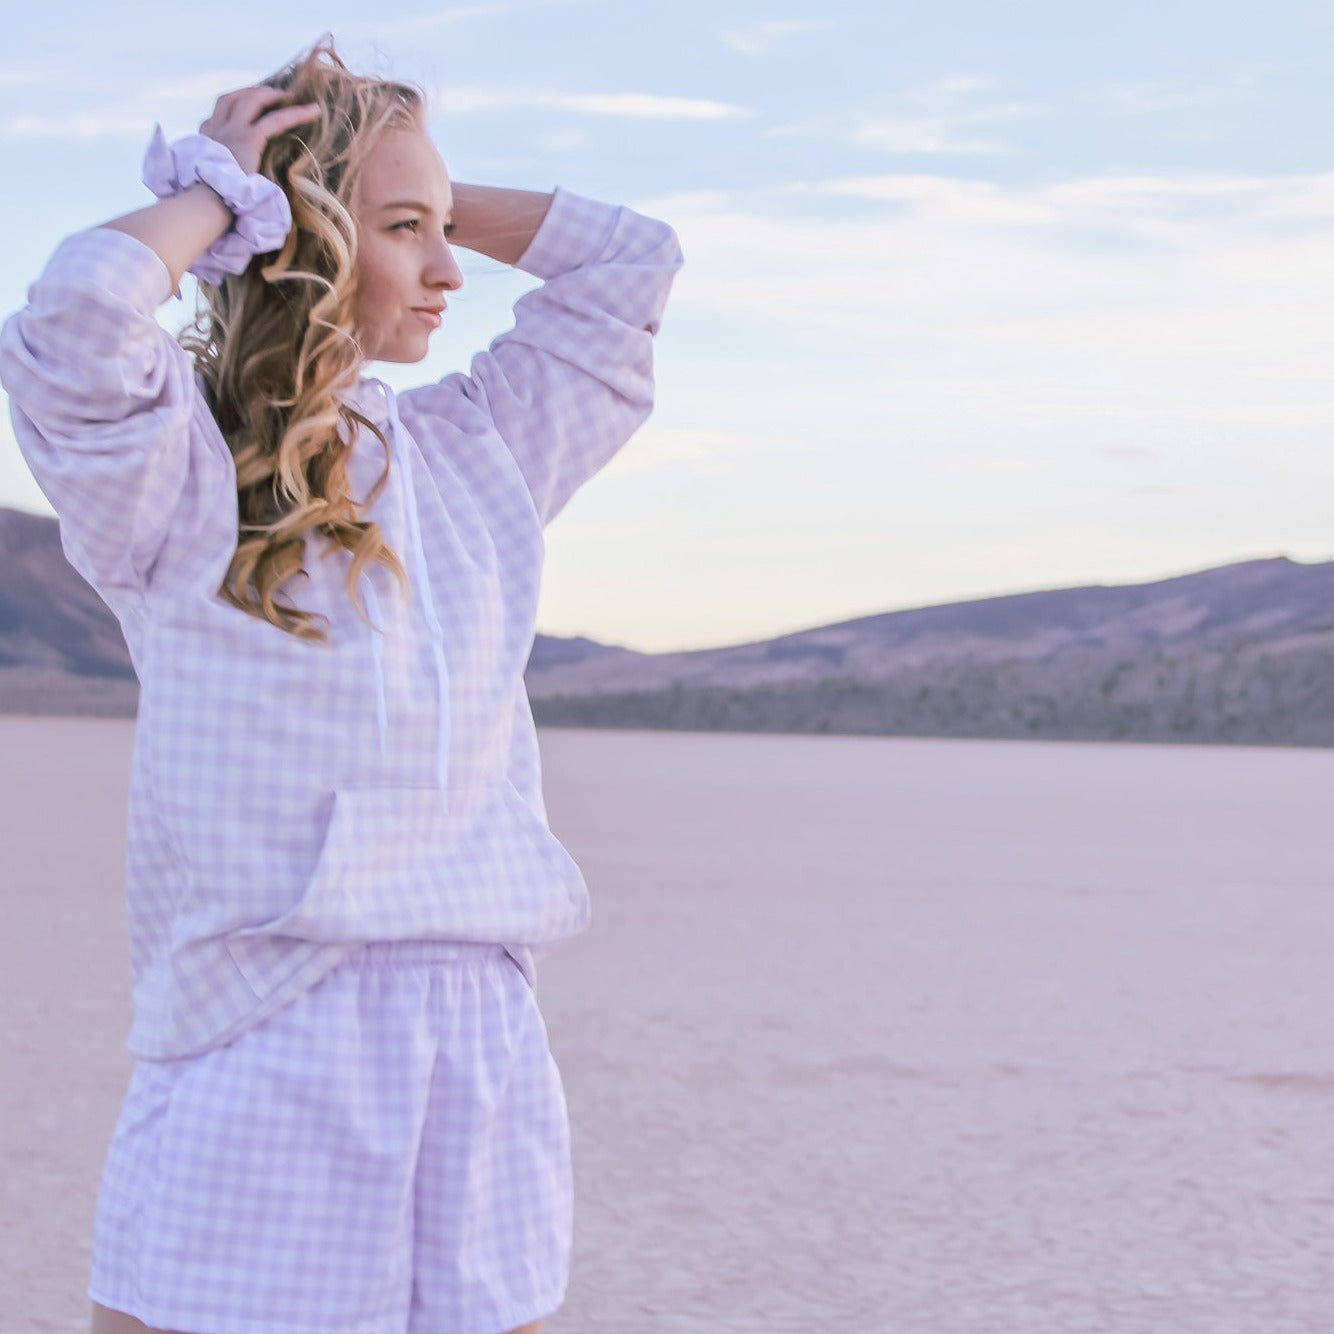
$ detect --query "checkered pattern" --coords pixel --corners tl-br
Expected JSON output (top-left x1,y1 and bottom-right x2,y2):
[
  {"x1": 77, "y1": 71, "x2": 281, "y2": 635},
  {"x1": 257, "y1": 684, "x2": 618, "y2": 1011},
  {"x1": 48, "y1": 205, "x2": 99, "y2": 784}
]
[
  {"x1": 0, "y1": 189, "x2": 682, "y2": 1060},
  {"x1": 89, "y1": 940, "x2": 573, "y2": 1334}
]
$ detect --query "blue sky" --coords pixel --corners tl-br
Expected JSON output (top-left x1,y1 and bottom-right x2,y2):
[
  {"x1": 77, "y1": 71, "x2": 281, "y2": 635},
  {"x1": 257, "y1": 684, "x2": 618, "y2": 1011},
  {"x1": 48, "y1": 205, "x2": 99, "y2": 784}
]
[{"x1": 2, "y1": 1, "x2": 1333, "y2": 651}]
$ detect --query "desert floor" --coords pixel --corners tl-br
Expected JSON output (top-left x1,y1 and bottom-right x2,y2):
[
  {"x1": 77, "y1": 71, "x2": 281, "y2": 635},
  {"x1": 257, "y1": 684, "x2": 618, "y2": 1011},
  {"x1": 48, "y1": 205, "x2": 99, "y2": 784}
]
[{"x1": 4, "y1": 718, "x2": 1333, "y2": 1333}]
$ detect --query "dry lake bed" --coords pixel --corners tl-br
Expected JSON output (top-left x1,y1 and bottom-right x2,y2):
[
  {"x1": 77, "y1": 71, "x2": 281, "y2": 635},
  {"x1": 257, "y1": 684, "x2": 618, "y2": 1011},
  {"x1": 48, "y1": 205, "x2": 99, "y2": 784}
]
[{"x1": 3, "y1": 717, "x2": 1333, "y2": 1333}]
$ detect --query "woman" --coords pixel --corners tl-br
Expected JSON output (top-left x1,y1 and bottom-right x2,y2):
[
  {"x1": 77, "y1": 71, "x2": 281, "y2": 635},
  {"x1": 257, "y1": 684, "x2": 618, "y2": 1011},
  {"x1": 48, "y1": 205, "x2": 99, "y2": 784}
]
[{"x1": 0, "y1": 37, "x2": 682, "y2": 1334}]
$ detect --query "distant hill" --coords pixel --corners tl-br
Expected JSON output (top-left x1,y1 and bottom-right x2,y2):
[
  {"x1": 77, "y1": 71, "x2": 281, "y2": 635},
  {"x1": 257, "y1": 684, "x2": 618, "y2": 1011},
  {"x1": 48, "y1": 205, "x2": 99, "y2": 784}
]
[
  {"x1": 0, "y1": 507, "x2": 633, "y2": 718},
  {"x1": 525, "y1": 557, "x2": 1334, "y2": 746},
  {"x1": 5, "y1": 505, "x2": 1334, "y2": 746},
  {"x1": 0, "y1": 508, "x2": 139, "y2": 716}
]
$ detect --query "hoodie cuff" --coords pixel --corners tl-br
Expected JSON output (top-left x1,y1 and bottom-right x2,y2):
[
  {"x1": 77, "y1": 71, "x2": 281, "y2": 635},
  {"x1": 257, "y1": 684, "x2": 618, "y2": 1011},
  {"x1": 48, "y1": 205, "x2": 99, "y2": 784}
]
[
  {"x1": 38, "y1": 227, "x2": 175, "y2": 315},
  {"x1": 514, "y1": 186, "x2": 623, "y2": 281}
]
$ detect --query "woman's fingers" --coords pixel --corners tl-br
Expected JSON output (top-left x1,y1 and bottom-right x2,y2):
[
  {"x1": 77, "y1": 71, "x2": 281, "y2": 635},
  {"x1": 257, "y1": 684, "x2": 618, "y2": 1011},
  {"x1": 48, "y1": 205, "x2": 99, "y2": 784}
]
[
  {"x1": 200, "y1": 87, "x2": 321, "y2": 173},
  {"x1": 204, "y1": 87, "x2": 305, "y2": 134},
  {"x1": 256, "y1": 102, "x2": 322, "y2": 136},
  {"x1": 212, "y1": 85, "x2": 299, "y2": 120}
]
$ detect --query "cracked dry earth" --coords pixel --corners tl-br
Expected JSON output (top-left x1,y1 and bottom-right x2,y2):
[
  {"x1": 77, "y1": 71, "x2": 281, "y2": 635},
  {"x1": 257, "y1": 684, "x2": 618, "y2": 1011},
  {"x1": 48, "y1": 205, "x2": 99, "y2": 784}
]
[{"x1": 5, "y1": 718, "x2": 1334, "y2": 1333}]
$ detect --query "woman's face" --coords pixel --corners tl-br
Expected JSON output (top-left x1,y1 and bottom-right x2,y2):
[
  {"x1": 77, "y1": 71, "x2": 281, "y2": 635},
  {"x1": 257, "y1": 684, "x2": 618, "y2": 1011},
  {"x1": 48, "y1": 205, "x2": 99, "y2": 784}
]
[{"x1": 350, "y1": 124, "x2": 463, "y2": 363}]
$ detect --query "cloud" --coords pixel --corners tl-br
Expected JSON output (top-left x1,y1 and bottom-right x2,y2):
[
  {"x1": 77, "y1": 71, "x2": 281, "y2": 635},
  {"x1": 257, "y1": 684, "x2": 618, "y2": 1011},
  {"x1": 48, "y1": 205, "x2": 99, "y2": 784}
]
[
  {"x1": 429, "y1": 83, "x2": 752, "y2": 121},
  {"x1": 0, "y1": 76, "x2": 752, "y2": 143},
  {"x1": 761, "y1": 78, "x2": 1037, "y2": 159},
  {"x1": 352, "y1": 2, "x2": 542, "y2": 35},
  {"x1": 0, "y1": 66, "x2": 57, "y2": 89},
  {"x1": 533, "y1": 127, "x2": 591, "y2": 154},
  {"x1": 856, "y1": 114, "x2": 1014, "y2": 157},
  {"x1": 838, "y1": 74, "x2": 1043, "y2": 159},
  {"x1": 719, "y1": 19, "x2": 832, "y2": 57},
  {"x1": 815, "y1": 168, "x2": 1334, "y2": 238},
  {"x1": 805, "y1": 170, "x2": 1334, "y2": 261},
  {"x1": 146, "y1": 70, "x2": 267, "y2": 101},
  {"x1": 605, "y1": 425, "x2": 760, "y2": 475},
  {"x1": 820, "y1": 174, "x2": 1052, "y2": 224},
  {"x1": 1100, "y1": 443, "x2": 1158, "y2": 463},
  {"x1": 855, "y1": 95, "x2": 1036, "y2": 158},
  {"x1": 0, "y1": 112, "x2": 151, "y2": 141},
  {"x1": 1091, "y1": 77, "x2": 1246, "y2": 119},
  {"x1": 640, "y1": 169, "x2": 1334, "y2": 440},
  {"x1": 342, "y1": 0, "x2": 597, "y2": 38},
  {"x1": 0, "y1": 67, "x2": 272, "y2": 141},
  {"x1": 551, "y1": 92, "x2": 751, "y2": 120}
]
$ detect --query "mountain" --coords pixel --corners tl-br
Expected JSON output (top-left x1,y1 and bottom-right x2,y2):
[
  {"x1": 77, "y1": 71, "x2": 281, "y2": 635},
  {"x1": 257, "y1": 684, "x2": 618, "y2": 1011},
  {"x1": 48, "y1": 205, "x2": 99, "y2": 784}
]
[
  {"x1": 0, "y1": 507, "x2": 633, "y2": 718},
  {"x1": 0, "y1": 507, "x2": 139, "y2": 716},
  {"x1": 0, "y1": 507, "x2": 134, "y2": 675},
  {"x1": 4, "y1": 504, "x2": 1334, "y2": 746},
  {"x1": 526, "y1": 558, "x2": 1334, "y2": 692},
  {"x1": 522, "y1": 557, "x2": 1334, "y2": 747}
]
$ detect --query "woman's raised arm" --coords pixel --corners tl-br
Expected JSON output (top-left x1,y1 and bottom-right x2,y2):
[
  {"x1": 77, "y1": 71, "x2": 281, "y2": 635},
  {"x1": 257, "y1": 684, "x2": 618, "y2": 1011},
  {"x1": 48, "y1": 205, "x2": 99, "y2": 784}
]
[
  {"x1": 447, "y1": 183, "x2": 555, "y2": 267},
  {"x1": 0, "y1": 83, "x2": 316, "y2": 612},
  {"x1": 100, "y1": 87, "x2": 320, "y2": 292},
  {"x1": 399, "y1": 188, "x2": 683, "y2": 529}
]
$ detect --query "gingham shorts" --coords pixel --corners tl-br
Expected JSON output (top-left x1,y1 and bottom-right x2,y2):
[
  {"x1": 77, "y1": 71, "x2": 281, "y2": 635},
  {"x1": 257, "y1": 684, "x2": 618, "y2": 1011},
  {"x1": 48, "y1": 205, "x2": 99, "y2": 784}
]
[{"x1": 88, "y1": 940, "x2": 572, "y2": 1334}]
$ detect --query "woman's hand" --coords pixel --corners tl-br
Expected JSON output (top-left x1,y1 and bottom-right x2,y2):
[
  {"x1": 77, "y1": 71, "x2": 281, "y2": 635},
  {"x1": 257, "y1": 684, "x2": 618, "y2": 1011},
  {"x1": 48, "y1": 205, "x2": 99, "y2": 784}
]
[
  {"x1": 199, "y1": 86, "x2": 321, "y2": 174},
  {"x1": 97, "y1": 88, "x2": 320, "y2": 293}
]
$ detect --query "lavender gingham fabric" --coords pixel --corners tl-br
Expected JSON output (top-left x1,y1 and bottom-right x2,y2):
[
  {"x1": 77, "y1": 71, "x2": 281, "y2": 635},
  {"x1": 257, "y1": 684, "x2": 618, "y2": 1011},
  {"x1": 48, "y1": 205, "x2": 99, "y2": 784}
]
[
  {"x1": 0, "y1": 187, "x2": 682, "y2": 1059},
  {"x1": 89, "y1": 939, "x2": 573, "y2": 1334}
]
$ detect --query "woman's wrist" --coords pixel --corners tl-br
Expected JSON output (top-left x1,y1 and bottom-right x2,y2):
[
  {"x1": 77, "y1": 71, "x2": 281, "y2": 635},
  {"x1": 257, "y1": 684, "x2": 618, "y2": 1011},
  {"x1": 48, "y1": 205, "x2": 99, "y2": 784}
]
[
  {"x1": 447, "y1": 183, "x2": 554, "y2": 266},
  {"x1": 141, "y1": 126, "x2": 293, "y2": 285},
  {"x1": 100, "y1": 186, "x2": 234, "y2": 297}
]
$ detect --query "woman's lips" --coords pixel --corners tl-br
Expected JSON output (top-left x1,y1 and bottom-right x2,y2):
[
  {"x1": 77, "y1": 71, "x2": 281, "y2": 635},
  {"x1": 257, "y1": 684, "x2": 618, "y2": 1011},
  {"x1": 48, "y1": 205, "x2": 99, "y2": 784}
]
[{"x1": 412, "y1": 307, "x2": 444, "y2": 329}]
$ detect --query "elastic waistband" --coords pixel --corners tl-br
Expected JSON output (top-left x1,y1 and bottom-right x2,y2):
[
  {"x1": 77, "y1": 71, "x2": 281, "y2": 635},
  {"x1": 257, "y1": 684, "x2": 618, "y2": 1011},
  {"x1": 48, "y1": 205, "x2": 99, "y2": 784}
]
[{"x1": 355, "y1": 939, "x2": 511, "y2": 967}]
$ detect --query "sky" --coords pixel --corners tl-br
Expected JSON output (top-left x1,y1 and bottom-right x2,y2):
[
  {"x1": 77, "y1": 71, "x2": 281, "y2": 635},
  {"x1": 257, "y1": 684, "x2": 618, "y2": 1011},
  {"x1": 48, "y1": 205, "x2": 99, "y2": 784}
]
[{"x1": 2, "y1": 1, "x2": 1333, "y2": 653}]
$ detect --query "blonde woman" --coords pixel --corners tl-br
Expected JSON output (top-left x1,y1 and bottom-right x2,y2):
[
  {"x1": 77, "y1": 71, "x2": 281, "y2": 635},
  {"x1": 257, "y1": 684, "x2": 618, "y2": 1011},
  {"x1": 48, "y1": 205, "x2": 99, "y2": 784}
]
[{"x1": 1, "y1": 38, "x2": 681, "y2": 1334}]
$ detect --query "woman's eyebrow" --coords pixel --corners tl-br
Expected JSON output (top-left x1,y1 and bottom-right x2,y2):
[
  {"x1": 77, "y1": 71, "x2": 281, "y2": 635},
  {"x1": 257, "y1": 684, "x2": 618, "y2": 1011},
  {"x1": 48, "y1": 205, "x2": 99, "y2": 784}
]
[{"x1": 377, "y1": 199, "x2": 452, "y2": 218}]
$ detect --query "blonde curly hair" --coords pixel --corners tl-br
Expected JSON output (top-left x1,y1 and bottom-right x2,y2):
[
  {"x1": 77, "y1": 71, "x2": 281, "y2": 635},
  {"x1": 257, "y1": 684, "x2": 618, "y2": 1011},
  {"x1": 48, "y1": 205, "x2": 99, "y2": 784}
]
[{"x1": 182, "y1": 37, "x2": 421, "y2": 641}]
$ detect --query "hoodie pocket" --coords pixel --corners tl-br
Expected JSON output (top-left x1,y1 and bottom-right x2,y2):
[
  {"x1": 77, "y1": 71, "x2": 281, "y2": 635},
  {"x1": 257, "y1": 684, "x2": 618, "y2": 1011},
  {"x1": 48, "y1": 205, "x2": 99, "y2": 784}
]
[{"x1": 225, "y1": 781, "x2": 587, "y2": 997}]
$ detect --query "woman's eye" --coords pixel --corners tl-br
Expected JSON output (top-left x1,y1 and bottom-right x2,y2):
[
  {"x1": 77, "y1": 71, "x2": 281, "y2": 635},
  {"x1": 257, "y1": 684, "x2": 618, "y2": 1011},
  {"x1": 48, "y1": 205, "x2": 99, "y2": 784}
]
[{"x1": 391, "y1": 219, "x2": 420, "y2": 233}]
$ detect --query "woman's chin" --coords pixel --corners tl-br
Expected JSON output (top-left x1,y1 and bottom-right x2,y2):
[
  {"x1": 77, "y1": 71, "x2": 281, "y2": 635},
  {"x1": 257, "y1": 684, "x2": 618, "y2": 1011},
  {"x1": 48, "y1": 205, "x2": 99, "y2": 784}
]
[{"x1": 370, "y1": 343, "x2": 432, "y2": 366}]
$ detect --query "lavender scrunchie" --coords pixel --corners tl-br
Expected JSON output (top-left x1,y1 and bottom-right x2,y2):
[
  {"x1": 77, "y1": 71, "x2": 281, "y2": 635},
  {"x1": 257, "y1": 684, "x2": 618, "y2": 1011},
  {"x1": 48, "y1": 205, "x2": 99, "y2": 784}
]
[{"x1": 141, "y1": 124, "x2": 293, "y2": 285}]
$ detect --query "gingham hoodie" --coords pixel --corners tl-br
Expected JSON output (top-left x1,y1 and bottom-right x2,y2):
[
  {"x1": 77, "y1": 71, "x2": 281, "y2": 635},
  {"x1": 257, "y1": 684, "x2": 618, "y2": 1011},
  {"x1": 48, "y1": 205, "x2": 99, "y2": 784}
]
[{"x1": 0, "y1": 188, "x2": 682, "y2": 1059}]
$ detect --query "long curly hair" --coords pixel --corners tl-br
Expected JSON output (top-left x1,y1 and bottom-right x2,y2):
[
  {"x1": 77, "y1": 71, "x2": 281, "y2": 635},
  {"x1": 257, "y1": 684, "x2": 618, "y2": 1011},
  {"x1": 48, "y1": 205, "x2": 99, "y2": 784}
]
[{"x1": 181, "y1": 38, "x2": 420, "y2": 641}]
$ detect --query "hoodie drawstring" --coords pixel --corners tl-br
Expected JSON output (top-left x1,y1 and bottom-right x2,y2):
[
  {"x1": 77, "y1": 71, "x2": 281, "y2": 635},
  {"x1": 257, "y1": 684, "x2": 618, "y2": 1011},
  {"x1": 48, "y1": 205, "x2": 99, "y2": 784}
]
[
  {"x1": 374, "y1": 379, "x2": 452, "y2": 800},
  {"x1": 361, "y1": 575, "x2": 388, "y2": 759}
]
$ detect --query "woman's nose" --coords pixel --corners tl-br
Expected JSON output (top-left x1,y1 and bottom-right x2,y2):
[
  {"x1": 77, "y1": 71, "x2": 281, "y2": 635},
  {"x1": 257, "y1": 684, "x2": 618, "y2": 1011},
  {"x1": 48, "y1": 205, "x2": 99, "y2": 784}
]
[{"x1": 427, "y1": 240, "x2": 464, "y2": 292}]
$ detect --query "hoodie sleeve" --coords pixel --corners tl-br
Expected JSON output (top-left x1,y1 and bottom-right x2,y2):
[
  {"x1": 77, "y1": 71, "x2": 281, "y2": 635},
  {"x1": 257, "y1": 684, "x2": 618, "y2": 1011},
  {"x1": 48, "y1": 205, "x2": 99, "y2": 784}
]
[
  {"x1": 400, "y1": 187, "x2": 684, "y2": 528},
  {"x1": 0, "y1": 227, "x2": 198, "y2": 613}
]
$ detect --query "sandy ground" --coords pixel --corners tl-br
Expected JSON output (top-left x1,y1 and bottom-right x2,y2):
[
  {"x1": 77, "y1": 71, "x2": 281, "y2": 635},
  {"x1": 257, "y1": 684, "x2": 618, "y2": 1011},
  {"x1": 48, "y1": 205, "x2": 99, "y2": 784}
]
[{"x1": 4, "y1": 718, "x2": 1334, "y2": 1333}]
